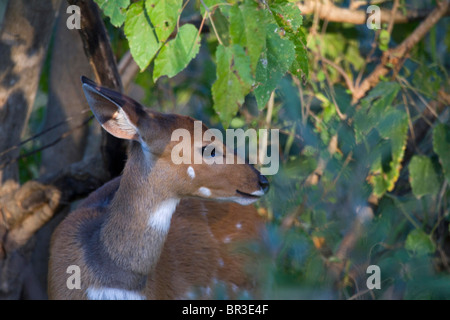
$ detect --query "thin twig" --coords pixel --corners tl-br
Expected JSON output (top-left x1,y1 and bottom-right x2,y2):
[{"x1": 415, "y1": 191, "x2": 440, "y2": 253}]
[
  {"x1": 385, "y1": 193, "x2": 421, "y2": 229},
  {"x1": 0, "y1": 116, "x2": 94, "y2": 171},
  {"x1": 352, "y1": 0, "x2": 449, "y2": 102},
  {"x1": 0, "y1": 109, "x2": 92, "y2": 159},
  {"x1": 200, "y1": 0, "x2": 223, "y2": 45},
  {"x1": 387, "y1": 0, "x2": 400, "y2": 35},
  {"x1": 431, "y1": 180, "x2": 448, "y2": 236}
]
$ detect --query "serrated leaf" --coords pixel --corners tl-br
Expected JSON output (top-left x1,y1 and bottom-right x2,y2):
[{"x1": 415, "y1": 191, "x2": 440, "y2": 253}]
[
  {"x1": 254, "y1": 24, "x2": 295, "y2": 109},
  {"x1": 153, "y1": 24, "x2": 201, "y2": 80},
  {"x1": 269, "y1": 0, "x2": 308, "y2": 78},
  {"x1": 270, "y1": 0, "x2": 303, "y2": 31},
  {"x1": 354, "y1": 82, "x2": 400, "y2": 143},
  {"x1": 124, "y1": 1, "x2": 161, "y2": 71},
  {"x1": 405, "y1": 229, "x2": 436, "y2": 256},
  {"x1": 409, "y1": 155, "x2": 440, "y2": 198},
  {"x1": 95, "y1": 0, "x2": 130, "y2": 27},
  {"x1": 433, "y1": 124, "x2": 450, "y2": 183},
  {"x1": 355, "y1": 82, "x2": 404, "y2": 197},
  {"x1": 369, "y1": 108, "x2": 408, "y2": 197},
  {"x1": 145, "y1": 0, "x2": 182, "y2": 42},
  {"x1": 230, "y1": 0, "x2": 267, "y2": 74},
  {"x1": 212, "y1": 44, "x2": 252, "y2": 128}
]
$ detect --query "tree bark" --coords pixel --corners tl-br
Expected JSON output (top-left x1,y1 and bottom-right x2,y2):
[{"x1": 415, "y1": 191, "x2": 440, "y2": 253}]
[
  {"x1": 0, "y1": 0, "x2": 62, "y2": 184},
  {"x1": 67, "y1": 0, "x2": 127, "y2": 178},
  {"x1": 0, "y1": 0, "x2": 62, "y2": 300},
  {"x1": 40, "y1": 2, "x2": 94, "y2": 176}
]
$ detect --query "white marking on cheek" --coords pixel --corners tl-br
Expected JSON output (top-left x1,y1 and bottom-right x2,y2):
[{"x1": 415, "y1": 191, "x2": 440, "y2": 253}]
[
  {"x1": 147, "y1": 199, "x2": 180, "y2": 232},
  {"x1": 187, "y1": 166, "x2": 195, "y2": 179},
  {"x1": 198, "y1": 187, "x2": 211, "y2": 197},
  {"x1": 86, "y1": 287, "x2": 145, "y2": 300}
]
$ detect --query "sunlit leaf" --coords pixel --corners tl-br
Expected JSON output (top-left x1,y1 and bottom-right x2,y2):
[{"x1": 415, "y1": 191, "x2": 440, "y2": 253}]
[
  {"x1": 95, "y1": 0, "x2": 130, "y2": 27},
  {"x1": 269, "y1": 0, "x2": 308, "y2": 77},
  {"x1": 124, "y1": 1, "x2": 161, "y2": 70},
  {"x1": 153, "y1": 24, "x2": 201, "y2": 80},
  {"x1": 254, "y1": 24, "x2": 295, "y2": 109},
  {"x1": 145, "y1": 0, "x2": 182, "y2": 42},
  {"x1": 230, "y1": 0, "x2": 267, "y2": 74},
  {"x1": 212, "y1": 44, "x2": 252, "y2": 127}
]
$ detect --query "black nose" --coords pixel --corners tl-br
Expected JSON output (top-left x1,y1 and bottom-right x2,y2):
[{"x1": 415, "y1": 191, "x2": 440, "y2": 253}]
[{"x1": 259, "y1": 174, "x2": 270, "y2": 193}]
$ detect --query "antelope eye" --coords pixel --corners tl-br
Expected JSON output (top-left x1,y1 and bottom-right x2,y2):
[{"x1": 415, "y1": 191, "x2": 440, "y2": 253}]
[{"x1": 202, "y1": 145, "x2": 216, "y2": 158}]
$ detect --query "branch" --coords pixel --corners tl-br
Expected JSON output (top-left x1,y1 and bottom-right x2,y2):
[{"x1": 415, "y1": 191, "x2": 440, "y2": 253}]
[
  {"x1": 352, "y1": 0, "x2": 449, "y2": 102},
  {"x1": 297, "y1": 0, "x2": 450, "y2": 25}
]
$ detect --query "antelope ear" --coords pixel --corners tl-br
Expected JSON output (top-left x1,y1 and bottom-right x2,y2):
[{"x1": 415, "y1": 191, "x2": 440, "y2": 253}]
[{"x1": 81, "y1": 76, "x2": 145, "y2": 140}]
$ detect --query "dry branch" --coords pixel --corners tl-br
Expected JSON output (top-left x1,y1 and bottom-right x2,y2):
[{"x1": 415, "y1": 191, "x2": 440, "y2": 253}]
[
  {"x1": 352, "y1": 0, "x2": 449, "y2": 102},
  {"x1": 297, "y1": 0, "x2": 450, "y2": 25}
]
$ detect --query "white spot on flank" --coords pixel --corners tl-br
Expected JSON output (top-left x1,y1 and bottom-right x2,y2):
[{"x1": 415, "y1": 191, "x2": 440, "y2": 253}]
[
  {"x1": 198, "y1": 187, "x2": 211, "y2": 197},
  {"x1": 223, "y1": 236, "x2": 231, "y2": 243},
  {"x1": 236, "y1": 222, "x2": 242, "y2": 229},
  {"x1": 218, "y1": 258, "x2": 224, "y2": 267},
  {"x1": 187, "y1": 166, "x2": 195, "y2": 179},
  {"x1": 86, "y1": 287, "x2": 145, "y2": 300},
  {"x1": 147, "y1": 199, "x2": 180, "y2": 232}
]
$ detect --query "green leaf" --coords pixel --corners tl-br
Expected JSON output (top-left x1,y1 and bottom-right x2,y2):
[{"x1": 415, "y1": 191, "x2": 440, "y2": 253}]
[
  {"x1": 378, "y1": 29, "x2": 390, "y2": 51},
  {"x1": 368, "y1": 108, "x2": 408, "y2": 196},
  {"x1": 95, "y1": 0, "x2": 130, "y2": 27},
  {"x1": 212, "y1": 44, "x2": 253, "y2": 128},
  {"x1": 270, "y1": 0, "x2": 303, "y2": 32},
  {"x1": 433, "y1": 124, "x2": 450, "y2": 183},
  {"x1": 211, "y1": 8, "x2": 231, "y2": 46},
  {"x1": 409, "y1": 155, "x2": 440, "y2": 199},
  {"x1": 230, "y1": 0, "x2": 267, "y2": 74},
  {"x1": 405, "y1": 229, "x2": 436, "y2": 256},
  {"x1": 254, "y1": 24, "x2": 295, "y2": 109},
  {"x1": 124, "y1": 1, "x2": 161, "y2": 71},
  {"x1": 354, "y1": 82, "x2": 405, "y2": 197},
  {"x1": 354, "y1": 82, "x2": 400, "y2": 143},
  {"x1": 145, "y1": 0, "x2": 182, "y2": 42},
  {"x1": 153, "y1": 24, "x2": 201, "y2": 80},
  {"x1": 269, "y1": 0, "x2": 308, "y2": 78}
]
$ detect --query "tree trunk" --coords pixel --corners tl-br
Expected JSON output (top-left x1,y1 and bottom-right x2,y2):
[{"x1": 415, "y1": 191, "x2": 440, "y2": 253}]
[
  {"x1": 40, "y1": 2, "x2": 94, "y2": 176},
  {"x1": 0, "y1": 0, "x2": 62, "y2": 183}
]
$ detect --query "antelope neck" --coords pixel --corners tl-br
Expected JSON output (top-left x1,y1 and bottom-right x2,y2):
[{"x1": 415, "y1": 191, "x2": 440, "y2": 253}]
[{"x1": 100, "y1": 142, "x2": 179, "y2": 275}]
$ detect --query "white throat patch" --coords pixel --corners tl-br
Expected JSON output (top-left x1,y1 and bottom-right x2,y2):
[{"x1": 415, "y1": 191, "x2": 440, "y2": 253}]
[{"x1": 147, "y1": 199, "x2": 180, "y2": 233}]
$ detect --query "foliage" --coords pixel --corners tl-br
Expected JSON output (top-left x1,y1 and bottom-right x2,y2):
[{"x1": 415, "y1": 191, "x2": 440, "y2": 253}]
[{"x1": 95, "y1": 0, "x2": 309, "y2": 127}]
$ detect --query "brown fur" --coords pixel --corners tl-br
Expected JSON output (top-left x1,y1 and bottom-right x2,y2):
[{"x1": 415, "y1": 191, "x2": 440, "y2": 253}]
[{"x1": 48, "y1": 78, "x2": 266, "y2": 300}]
